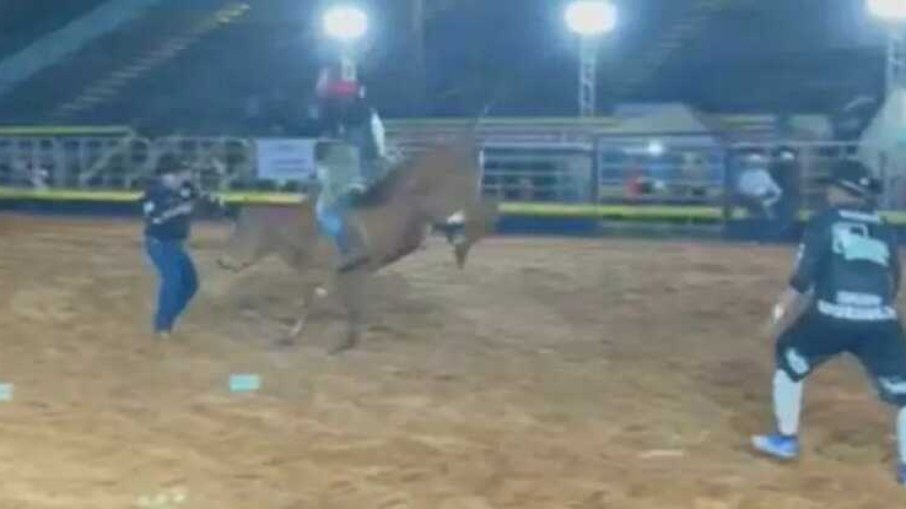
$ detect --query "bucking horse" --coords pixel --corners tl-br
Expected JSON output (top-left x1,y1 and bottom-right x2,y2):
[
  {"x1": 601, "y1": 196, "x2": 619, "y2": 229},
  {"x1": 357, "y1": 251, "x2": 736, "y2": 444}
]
[{"x1": 217, "y1": 137, "x2": 499, "y2": 352}]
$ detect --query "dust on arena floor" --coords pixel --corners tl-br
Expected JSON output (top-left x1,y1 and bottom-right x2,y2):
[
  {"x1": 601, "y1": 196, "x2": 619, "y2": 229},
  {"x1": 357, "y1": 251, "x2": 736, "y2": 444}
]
[{"x1": 1, "y1": 214, "x2": 905, "y2": 508}]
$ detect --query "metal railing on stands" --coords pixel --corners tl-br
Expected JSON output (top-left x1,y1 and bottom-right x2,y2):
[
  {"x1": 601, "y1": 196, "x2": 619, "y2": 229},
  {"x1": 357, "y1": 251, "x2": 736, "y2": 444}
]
[
  {"x1": 481, "y1": 147, "x2": 594, "y2": 203},
  {"x1": 597, "y1": 138, "x2": 725, "y2": 207},
  {"x1": 2, "y1": 132, "x2": 906, "y2": 225},
  {"x1": 0, "y1": 135, "x2": 254, "y2": 191}
]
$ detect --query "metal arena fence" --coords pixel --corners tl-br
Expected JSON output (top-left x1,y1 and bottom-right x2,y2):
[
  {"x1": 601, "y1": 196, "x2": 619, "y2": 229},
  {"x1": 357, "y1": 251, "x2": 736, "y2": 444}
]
[{"x1": 0, "y1": 133, "x2": 902, "y2": 220}]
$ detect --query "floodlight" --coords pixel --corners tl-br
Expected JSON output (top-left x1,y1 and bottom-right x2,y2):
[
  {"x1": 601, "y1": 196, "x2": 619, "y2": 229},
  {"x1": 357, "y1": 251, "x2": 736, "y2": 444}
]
[
  {"x1": 867, "y1": 0, "x2": 906, "y2": 22},
  {"x1": 647, "y1": 140, "x2": 665, "y2": 157},
  {"x1": 323, "y1": 5, "x2": 368, "y2": 42},
  {"x1": 565, "y1": 0, "x2": 617, "y2": 37}
]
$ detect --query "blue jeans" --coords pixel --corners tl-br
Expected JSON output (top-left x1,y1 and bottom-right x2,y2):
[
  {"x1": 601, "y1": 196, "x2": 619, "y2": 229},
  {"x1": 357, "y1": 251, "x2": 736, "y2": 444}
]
[
  {"x1": 316, "y1": 195, "x2": 355, "y2": 255},
  {"x1": 145, "y1": 238, "x2": 199, "y2": 333}
]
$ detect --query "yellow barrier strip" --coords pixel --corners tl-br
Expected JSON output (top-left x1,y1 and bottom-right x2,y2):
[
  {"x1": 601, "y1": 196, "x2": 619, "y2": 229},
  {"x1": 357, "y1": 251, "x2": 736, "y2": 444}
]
[
  {"x1": 0, "y1": 188, "x2": 720, "y2": 218},
  {"x1": 0, "y1": 188, "x2": 303, "y2": 204},
  {"x1": 499, "y1": 202, "x2": 721, "y2": 219},
  {"x1": 3, "y1": 187, "x2": 906, "y2": 224},
  {"x1": 0, "y1": 188, "x2": 140, "y2": 202},
  {"x1": 0, "y1": 125, "x2": 134, "y2": 136}
]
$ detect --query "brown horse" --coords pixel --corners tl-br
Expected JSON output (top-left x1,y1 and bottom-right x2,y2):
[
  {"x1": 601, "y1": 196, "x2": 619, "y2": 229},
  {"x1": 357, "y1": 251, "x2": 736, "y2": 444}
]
[{"x1": 218, "y1": 139, "x2": 499, "y2": 352}]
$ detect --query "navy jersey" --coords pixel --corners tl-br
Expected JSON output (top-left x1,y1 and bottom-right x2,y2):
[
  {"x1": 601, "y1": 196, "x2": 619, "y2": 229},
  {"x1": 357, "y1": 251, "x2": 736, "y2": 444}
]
[
  {"x1": 791, "y1": 207, "x2": 901, "y2": 321},
  {"x1": 140, "y1": 182, "x2": 199, "y2": 241}
]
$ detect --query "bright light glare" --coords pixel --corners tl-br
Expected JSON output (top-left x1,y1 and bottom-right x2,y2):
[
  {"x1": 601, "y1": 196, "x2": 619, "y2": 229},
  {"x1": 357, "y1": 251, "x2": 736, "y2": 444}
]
[
  {"x1": 565, "y1": 1, "x2": 617, "y2": 36},
  {"x1": 867, "y1": 0, "x2": 906, "y2": 22},
  {"x1": 323, "y1": 5, "x2": 368, "y2": 41},
  {"x1": 647, "y1": 140, "x2": 665, "y2": 157}
]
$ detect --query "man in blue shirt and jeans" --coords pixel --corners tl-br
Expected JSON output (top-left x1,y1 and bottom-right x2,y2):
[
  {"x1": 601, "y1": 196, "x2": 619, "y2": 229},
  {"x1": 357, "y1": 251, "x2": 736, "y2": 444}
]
[{"x1": 141, "y1": 154, "x2": 207, "y2": 338}]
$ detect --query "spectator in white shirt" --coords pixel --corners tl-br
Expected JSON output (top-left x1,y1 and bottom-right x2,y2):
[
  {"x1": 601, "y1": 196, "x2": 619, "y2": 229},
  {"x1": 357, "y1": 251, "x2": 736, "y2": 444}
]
[{"x1": 737, "y1": 153, "x2": 782, "y2": 220}]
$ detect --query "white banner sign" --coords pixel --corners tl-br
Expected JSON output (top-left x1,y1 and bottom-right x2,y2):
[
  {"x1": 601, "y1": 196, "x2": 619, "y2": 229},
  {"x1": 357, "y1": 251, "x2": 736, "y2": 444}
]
[{"x1": 255, "y1": 138, "x2": 317, "y2": 181}]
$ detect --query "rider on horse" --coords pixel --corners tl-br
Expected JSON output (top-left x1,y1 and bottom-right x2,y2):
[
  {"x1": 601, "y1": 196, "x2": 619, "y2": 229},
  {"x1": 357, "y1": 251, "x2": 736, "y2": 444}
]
[{"x1": 311, "y1": 61, "x2": 387, "y2": 270}]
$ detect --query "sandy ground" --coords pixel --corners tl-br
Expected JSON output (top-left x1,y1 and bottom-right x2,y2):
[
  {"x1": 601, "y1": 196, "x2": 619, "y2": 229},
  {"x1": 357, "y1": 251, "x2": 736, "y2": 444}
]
[{"x1": 2, "y1": 215, "x2": 906, "y2": 508}]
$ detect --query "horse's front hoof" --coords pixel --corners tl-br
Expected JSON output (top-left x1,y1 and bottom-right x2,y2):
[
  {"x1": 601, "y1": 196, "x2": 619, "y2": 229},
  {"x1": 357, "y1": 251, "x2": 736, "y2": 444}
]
[
  {"x1": 329, "y1": 337, "x2": 358, "y2": 355},
  {"x1": 454, "y1": 242, "x2": 471, "y2": 269},
  {"x1": 274, "y1": 337, "x2": 296, "y2": 348}
]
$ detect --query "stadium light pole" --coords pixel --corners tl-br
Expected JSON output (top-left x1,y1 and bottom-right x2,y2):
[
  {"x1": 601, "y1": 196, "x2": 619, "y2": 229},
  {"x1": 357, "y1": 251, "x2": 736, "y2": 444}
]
[
  {"x1": 565, "y1": 0, "x2": 617, "y2": 117},
  {"x1": 867, "y1": 0, "x2": 906, "y2": 94},
  {"x1": 323, "y1": 4, "x2": 369, "y2": 84}
]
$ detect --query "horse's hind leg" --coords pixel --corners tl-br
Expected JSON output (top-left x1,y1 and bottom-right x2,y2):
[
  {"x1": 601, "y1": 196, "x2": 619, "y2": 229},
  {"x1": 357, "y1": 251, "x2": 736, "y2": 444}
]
[
  {"x1": 275, "y1": 248, "x2": 321, "y2": 347},
  {"x1": 331, "y1": 267, "x2": 368, "y2": 354},
  {"x1": 452, "y1": 200, "x2": 499, "y2": 268}
]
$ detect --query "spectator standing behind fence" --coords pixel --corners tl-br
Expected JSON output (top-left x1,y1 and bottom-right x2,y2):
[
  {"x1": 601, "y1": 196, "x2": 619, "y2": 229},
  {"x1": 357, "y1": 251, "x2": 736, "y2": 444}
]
[
  {"x1": 680, "y1": 152, "x2": 708, "y2": 200},
  {"x1": 140, "y1": 155, "x2": 221, "y2": 338},
  {"x1": 737, "y1": 153, "x2": 782, "y2": 221},
  {"x1": 769, "y1": 148, "x2": 801, "y2": 240},
  {"x1": 13, "y1": 155, "x2": 49, "y2": 190}
]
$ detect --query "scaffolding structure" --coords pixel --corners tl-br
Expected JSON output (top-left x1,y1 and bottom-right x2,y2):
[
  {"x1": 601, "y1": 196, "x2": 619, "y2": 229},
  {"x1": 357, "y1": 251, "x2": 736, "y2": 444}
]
[
  {"x1": 578, "y1": 38, "x2": 599, "y2": 117},
  {"x1": 887, "y1": 27, "x2": 906, "y2": 93}
]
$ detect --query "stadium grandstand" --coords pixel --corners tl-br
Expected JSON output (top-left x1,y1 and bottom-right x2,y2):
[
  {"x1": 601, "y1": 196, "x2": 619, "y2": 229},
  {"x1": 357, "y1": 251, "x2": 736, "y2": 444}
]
[{"x1": 0, "y1": 0, "x2": 900, "y2": 235}]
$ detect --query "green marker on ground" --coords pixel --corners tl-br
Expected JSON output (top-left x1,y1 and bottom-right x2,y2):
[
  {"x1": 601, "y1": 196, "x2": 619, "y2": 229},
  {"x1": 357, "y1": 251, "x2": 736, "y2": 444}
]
[{"x1": 229, "y1": 374, "x2": 261, "y2": 393}]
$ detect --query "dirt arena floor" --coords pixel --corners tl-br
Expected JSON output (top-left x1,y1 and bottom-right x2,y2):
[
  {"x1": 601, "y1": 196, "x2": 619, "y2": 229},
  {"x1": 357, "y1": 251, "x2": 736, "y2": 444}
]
[{"x1": 2, "y1": 215, "x2": 906, "y2": 508}]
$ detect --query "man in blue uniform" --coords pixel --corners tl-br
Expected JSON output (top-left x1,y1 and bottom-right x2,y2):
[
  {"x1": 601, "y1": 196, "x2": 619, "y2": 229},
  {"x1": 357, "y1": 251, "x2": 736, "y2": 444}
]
[
  {"x1": 752, "y1": 160, "x2": 906, "y2": 485},
  {"x1": 140, "y1": 154, "x2": 213, "y2": 337}
]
